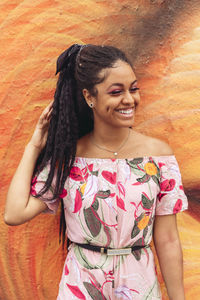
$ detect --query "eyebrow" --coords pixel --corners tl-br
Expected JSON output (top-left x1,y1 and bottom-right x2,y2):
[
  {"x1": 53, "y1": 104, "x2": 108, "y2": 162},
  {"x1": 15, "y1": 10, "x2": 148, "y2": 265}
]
[{"x1": 107, "y1": 80, "x2": 137, "y2": 90}]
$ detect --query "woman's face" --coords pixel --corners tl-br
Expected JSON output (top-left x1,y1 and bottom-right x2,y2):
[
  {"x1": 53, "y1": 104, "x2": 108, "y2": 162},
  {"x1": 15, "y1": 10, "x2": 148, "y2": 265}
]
[{"x1": 85, "y1": 59, "x2": 140, "y2": 128}]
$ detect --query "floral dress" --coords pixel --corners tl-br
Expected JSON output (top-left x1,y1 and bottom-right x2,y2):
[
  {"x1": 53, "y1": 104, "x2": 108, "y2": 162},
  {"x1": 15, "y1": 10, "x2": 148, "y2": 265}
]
[{"x1": 31, "y1": 155, "x2": 188, "y2": 300}]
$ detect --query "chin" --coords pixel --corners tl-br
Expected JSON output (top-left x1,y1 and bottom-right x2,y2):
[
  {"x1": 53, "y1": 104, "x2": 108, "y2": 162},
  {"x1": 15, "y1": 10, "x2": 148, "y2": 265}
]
[
  {"x1": 119, "y1": 118, "x2": 135, "y2": 128},
  {"x1": 115, "y1": 121, "x2": 134, "y2": 128}
]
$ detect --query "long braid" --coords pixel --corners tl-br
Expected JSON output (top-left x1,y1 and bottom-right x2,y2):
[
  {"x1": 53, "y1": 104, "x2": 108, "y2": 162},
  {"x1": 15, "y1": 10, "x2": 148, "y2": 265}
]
[{"x1": 33, "y1": 43, "x2": 133, "y2": 247}]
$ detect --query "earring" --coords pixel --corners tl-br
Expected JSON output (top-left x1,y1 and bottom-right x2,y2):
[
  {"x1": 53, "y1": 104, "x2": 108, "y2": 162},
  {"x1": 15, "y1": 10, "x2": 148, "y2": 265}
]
[{"x1": 89, "y1": 103, "x2": 93, "y2": 108}]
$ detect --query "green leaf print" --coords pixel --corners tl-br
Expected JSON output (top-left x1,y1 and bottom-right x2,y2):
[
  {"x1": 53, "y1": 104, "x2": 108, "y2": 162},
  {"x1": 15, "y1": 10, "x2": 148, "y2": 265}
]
[
  {"x1": 91, "y1": 170, "x2": 99, "y2": 176},
  {"x1": 131, "y1": 213, "x2": 144, "y2": 239},
  {"x1": 132, "y1": 249, "x2": 142, "y2": 261},
  {"x1": 83, "y1": 282, "x2": 107, "y2": 300},
  {"x1": 131, "y1": 167, "x2": 146, "y2": 177},
  {"x1": 141, "y1": 194, "x2": 154, "y2": 209},
  {"x1": 91, "y1": 197, "x2": 99, "y2": 211},
  {"x1": 74, "y1": 244, "x2": 112, "y2": 270},
  {"x1": 131, "y1": 223, "x2": 140, "y2": 239},
  {"x1": 132, "y1": 238, "x2": 143, "y2": 261},
  {"x1": 148, "y1": 216, "x2": 154, "y2": 226},
  {"x1": 74, "y1": 246, "x2": 98, "y2": 269},
  {"x1": 151, "y1": 175, "x2": 159, "y2": 186},
  {"x1": 131, "y1": 214, "x2": 144, "y2": 239},
  {"x1": 137, "y1": 174, "x2": 150, "y2": 183},
  {"x1": 127, "y1": 158, "x2": 144, "y2": 165},
  {"x1": 143, "y1": 226, "x2": 148, "y2": 239},
  {"x1": 96, "y1": 190, "x2": 110, "y2": 199},
  {"x1": 103, "y1": 225, "x2": 112, "y2": 247},
  {"x1": 136, "y1": 213, "x2": 145, "y2": 222},
  {"x1": 133, "y1": 237, "x2": 143, "y2": 247},
  {"x1": 84, "y1": 207, "x2": 101, "y2": 237},
  {"x1": 126, "y1": 159, "x2": 145, "y2": 176},
  {"x1": 151, "y1": 158, "x2": 161, "y2": 178}
]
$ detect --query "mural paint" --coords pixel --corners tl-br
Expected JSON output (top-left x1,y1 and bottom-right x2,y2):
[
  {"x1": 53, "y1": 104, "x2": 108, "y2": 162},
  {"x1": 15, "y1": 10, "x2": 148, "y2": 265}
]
[{"x1": 0, "y1": 0, "x2": 199, "y2": 299}]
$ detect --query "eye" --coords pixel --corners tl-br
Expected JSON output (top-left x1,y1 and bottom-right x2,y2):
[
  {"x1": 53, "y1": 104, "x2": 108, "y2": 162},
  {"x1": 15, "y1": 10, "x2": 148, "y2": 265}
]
[
  {"x1": 130, "y1": 87, "x2": 140, "y2": 93},
  {"x1": 109, "y1": 90, "x2": 122, "y2": 95}
]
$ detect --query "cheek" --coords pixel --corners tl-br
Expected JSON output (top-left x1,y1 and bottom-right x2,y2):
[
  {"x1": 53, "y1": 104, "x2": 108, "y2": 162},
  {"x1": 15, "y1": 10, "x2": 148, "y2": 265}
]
[
  {"x1": 134, "y1": 93, "x2": 140, "y2": 105},
  {"x1": 101, "y1": 101, "x2": 117, "y2": 113}
]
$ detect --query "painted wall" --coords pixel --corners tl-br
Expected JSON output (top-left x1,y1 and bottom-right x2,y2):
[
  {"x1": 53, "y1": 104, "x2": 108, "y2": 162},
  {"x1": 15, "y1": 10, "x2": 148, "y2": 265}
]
[{"x1": 0, "y1": 0, "x2": 200, "y2": 299}]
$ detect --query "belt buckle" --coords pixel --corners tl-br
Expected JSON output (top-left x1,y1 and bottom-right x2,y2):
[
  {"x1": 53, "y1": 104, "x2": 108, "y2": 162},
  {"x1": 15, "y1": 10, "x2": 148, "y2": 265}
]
[{"x1": 107, "y1": 247, "x2": 132, "y2": 256}]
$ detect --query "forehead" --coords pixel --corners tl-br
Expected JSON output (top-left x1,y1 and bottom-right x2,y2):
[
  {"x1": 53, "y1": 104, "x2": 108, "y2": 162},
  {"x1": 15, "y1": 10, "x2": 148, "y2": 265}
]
[{"x1": 98, "y1": 60, "x2": 136, "y2": 87}]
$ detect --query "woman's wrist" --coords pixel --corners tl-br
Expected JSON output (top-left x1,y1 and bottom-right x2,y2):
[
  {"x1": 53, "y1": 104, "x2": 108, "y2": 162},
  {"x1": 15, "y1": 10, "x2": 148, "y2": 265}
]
[{"x1": 25, "y1": 142, "x2": 42, "y2": 159}]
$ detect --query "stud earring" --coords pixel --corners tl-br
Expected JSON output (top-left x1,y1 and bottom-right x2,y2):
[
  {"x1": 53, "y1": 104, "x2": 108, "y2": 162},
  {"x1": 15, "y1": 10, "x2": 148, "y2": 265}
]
[{"x1": 89, "y1": 103, "x2": 94, "y2": 108}]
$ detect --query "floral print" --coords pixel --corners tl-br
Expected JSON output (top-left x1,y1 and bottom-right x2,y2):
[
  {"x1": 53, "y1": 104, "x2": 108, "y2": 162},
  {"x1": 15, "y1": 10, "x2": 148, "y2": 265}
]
[{"x1": 31, "y1": 155, "x2": 188, "y2": 299}]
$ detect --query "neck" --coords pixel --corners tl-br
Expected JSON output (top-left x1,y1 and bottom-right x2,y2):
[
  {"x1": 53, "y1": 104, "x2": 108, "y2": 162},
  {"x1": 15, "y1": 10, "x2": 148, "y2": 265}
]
[{"x1": 92, "y1": 123, "x2": 131, "y2": 149}]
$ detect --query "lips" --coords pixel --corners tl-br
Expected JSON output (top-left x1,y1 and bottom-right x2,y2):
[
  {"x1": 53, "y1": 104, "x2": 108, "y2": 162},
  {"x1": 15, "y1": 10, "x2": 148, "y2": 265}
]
[
  {"x1": 114, "y1": 109, "x2": 134, "y2": 120},
  {"x1": 115, "y1": 107, "x2": 134, "y2": 117},
  {"x1": 117, "y1": 108, "x2": 133, "y2": 114}
]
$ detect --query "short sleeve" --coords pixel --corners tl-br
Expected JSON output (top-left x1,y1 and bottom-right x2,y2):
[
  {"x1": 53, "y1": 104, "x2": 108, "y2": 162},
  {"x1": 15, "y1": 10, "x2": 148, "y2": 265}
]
[
  {"x1": 155, "y1": 156, "x2": 188, "y2": 215},
  {"x1": 30, "y1": 163, "x2": 60, "y2": 214}
]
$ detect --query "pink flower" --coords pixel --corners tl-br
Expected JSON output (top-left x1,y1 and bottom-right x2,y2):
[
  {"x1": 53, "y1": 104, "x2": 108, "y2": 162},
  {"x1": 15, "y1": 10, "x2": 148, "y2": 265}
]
[
  {"x1": 160, "y1": 179, "x2": 176, "y2": 192},
  {"x1": 173, "y1": 199, "x2": 183, "y2": 214},
  {"x1": 158, "y1": 162, "x2": 165, "y2": 168},
  {"x1": 64, "y1": 263, "x2": 69, "y2": 275},
  {"x1": 102, "y1": 170, "x2": 117, "y2": 184},
  {"x1": 157, "y1": 192, "x2": 167, "y2": 201},
  {"x1": 117, "y1": 181, "x2": 125, "y2": 197},
  {"x1": 30, "y1": 176, "x2": 37, "y2": 196},
  {"x1": 116, "y1": 196, "x2": 126, "y2": 211},
  {"x1": 59, "y1": 188, "x2": 67, "y2": 198},
  {"x1": 70, "y1": 166, "x2": 84, "y2": 181},
  {"x1": 87, "y1": 163, "x2": 94, "y2": 172},
  {"x1": 73, "y1": 189, "x2": 82, "y2": 213},
  {"x1": 66, "y1": 283, "x2": 86, "y2": 299}
]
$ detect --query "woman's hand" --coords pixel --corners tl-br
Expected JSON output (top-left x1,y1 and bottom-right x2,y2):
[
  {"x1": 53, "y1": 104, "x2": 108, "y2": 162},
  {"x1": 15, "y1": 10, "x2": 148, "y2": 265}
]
[
  {"x1": 4, "y1": 101, "x2": 54, "y2": 225},
  {"x1": 29, "y1": 101, "x2": 53, "y2": 151}
]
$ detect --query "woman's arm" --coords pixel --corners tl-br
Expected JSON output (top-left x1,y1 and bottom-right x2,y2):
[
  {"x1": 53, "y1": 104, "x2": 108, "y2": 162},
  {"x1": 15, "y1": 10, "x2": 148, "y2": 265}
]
[
  {"x1": 153, "y1": 214, "x2": 185, "y2": 300},
  {"x1": 4, "y1": 102, "x2": 53, "y2": 225}
]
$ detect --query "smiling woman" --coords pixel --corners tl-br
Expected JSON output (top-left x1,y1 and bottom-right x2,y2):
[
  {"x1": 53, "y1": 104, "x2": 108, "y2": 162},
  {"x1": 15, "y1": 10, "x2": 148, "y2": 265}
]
[
  {"x1": 82, "y1": 60, "x2": 140, "y2": 131},
  {"x1": 5, "y1": 43, "x2": 188, "y2": 300}
]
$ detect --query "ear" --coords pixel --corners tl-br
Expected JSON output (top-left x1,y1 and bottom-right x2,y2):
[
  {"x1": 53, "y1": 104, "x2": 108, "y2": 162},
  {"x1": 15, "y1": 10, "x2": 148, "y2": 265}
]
[{"x1": 82, "y1": 88, "x2": 96, "y2": 107}]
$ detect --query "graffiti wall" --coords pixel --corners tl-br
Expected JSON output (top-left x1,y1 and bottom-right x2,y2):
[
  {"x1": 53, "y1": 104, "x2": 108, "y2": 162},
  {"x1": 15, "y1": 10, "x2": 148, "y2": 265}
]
[{"x1": 0, "y1": 0, "x2": 199, "y2": 299}]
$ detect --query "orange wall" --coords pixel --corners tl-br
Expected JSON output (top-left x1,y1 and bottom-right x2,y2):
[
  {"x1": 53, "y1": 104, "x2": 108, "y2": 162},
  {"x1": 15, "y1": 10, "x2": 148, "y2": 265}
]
[{"x1": 0, "y1": 1, "x2": 200, "y2": 299}]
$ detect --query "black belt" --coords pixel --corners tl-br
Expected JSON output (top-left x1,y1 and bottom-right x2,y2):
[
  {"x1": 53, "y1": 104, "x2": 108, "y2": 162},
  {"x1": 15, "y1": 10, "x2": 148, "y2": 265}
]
[{"x1": 75, "y1": 242, "x2": 149, "y2": 256}]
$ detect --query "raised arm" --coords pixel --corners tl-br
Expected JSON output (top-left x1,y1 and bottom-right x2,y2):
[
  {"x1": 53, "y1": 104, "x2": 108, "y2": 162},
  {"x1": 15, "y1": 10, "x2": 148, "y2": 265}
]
[
  {"x1": 153, "y1": 214, "x2": 185, "y2": 300},
  {"x1": 4, "y1": 102, "x2": 53, "y2": 225}
]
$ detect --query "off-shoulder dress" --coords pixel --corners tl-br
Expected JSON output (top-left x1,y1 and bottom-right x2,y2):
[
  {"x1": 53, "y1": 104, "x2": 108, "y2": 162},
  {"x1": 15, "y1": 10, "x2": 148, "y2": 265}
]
[{"x1": 31, "y1": 155, "x2": 188, "y2": 300}]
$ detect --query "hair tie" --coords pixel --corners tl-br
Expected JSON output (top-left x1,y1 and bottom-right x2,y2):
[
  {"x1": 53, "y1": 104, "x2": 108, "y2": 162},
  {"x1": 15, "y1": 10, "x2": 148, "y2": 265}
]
[
  {"x1": 55, "y1": 44, "x2": 82, "y2": 75},
  {"x1": 76, "y1": 44, "x2": 90, "y2": 66}
]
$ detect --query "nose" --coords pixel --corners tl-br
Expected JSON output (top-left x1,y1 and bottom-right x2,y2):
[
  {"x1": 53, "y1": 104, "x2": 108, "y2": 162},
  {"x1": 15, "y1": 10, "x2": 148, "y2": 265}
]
[{"x1": 122, "y1": 91, "x2": 135, "y2": 105}]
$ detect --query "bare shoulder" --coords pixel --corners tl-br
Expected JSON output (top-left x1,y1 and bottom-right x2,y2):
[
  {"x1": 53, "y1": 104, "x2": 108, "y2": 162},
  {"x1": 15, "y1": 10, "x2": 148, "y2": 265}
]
[
  {"x1": 149, "y1": 137, "x2": 174, "y2": 156},
  {"x1": 130, "y1": 130, "x2": 174, "y2": 156}
]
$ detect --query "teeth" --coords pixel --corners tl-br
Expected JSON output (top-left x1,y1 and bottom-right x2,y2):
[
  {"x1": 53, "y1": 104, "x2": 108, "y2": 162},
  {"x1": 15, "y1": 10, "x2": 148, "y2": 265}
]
[{"x1": 118, "y1": 109, "x2": 133, "y2": 114}]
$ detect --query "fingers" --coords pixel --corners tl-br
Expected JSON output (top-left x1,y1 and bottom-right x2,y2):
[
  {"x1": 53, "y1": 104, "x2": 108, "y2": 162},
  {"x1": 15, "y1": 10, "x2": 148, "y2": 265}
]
[
  {"x1": 41, "y1": 100, "x2": 54, "y2": 121},
  {"x1": 47, "y1": 107, "x2": 53, "y2": 121},
  {"x1": 44, "y1": 100, "x2": 53, "y2": 115}
]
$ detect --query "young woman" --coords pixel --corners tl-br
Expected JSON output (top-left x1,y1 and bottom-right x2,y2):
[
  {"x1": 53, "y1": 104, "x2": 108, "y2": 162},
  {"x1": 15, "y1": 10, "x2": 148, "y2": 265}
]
[{"x1": 5, "y1": 44, "x2": 188, "y2": 299}]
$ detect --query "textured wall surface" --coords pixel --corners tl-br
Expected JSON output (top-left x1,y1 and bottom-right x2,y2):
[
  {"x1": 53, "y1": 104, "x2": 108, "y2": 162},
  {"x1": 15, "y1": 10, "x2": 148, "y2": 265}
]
[{"x1": 0, "y1": 0, "x2": 200, "y2": 299}]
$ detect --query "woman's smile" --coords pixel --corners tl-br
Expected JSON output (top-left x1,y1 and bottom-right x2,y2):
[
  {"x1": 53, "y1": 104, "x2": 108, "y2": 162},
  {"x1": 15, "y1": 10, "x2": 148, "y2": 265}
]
[{"x1": 115, "y1": 107, "x2": 134, "y2": 118}]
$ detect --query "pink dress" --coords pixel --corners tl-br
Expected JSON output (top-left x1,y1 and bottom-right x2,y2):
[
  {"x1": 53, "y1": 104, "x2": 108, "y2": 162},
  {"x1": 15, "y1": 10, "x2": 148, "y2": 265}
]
[{"x1": 31, "y1": 155, "x2": 188, "y2": 300}]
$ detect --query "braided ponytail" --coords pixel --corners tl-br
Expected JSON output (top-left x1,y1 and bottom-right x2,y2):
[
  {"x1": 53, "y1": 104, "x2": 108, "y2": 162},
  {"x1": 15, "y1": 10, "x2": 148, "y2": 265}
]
[{"x1": 33, "y1": 43, "x2": 133, "y2": 246}]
